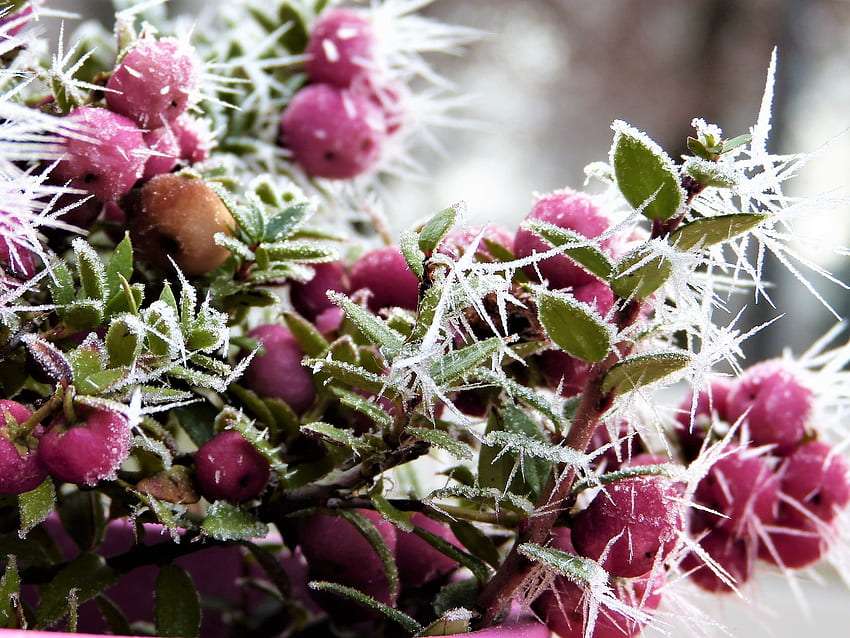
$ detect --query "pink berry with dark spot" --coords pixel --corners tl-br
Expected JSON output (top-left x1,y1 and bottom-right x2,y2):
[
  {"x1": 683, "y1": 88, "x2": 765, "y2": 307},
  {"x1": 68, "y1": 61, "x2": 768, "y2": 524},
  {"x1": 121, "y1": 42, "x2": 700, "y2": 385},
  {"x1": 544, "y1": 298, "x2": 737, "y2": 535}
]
[
  {"x1": 143, "y1": 126, "x2": 179, "y2": 179},
  {"x1": 349, "y1": 246, "x2": 419, "y2": 312},
  {"x1": 38, "y1": 408, "x2": 131, "y2": 486},
  {"x1": 107, "y1": 37, "x2": 201, "y2": 128},
  {"x1": 290, "y1": 261, "x2": 349, "y2": 320},
  {"x1": 693, "y1": 451, "x2": 779, "y2": 534},
  {"x1": 572, "y1": 477, "x2": 683, "y2": 578},
  {"x1": 758, "y1": 507, "x2": 829, "y2": 568},
  {"x1": 675, "y1": 379, "x2": 734, "y2": 460},
  {"x1": 780, "y1": 440, "x2": 850, "y2": 522},
  {"x1": 172, "y1": 114, "x2": 212, "y2": 164},
  {"x1": 396, "y1": 513, "x2": 461, "y2": 587},
  {"x1": 281, "y1": 84, "x2": 385, "y2": 179},
  {"x1": 437, "y1": 225, "x2": 514, "y2": 261},
  {"x1": 54, "y1": 107, "x2": 147, "y2": 201},
  {"x1": 298, "y1": 510, "x2": 397, "y2": 619},
  {"x1": 0, "y1": 400, "x2": 48, "y2": 495},
  {"x1": 726, "y1": 360, "x2": 812, "y2": 454},
  {"x1": 514, "y1": 189, "x2": 612, "y2": 289},
  {"x1": 682, "y1": 529, "x2": 751, "y2": 593},
  {"x1": 195, "y1": 430, "x2": 270, "y2": 503},
  {"x1": 242, "y1": 324, "x2": 316, "y2": 414},
  {"x1": 306, "y1": 8, "x2": 376, "y2": 87}
]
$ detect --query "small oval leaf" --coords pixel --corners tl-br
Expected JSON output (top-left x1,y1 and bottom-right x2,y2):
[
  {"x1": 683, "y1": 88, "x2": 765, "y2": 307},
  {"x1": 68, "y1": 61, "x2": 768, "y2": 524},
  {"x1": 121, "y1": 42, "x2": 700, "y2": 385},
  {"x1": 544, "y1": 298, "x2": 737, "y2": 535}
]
[
  {"x1": 155, "y1": 565, "x2": 201, "y2": 638},
  {"x1": 525, "y1": 219, "x2": 613, "y2": 281},
  {"x1": 669, "y1": 213, "x2": 768, "y2": 251},
  {"x1": 537, "y1": 290, "x2": 612, "y2": 363},
  {"x1": 601, "y1": 351, "x2": 691, "y2": 395},
  {"x1": 611, "y1": 246, "x2": 672, "y2": 299}
]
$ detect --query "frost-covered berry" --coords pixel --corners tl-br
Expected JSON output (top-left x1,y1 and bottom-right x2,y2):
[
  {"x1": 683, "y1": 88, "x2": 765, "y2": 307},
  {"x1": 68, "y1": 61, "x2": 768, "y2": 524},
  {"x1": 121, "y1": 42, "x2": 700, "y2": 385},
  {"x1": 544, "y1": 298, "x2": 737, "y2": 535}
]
[
  {"x1": 106, "y1": 37, "x2": 201, "y2": 128},
  {"x1": 38, "y1": 408, "x2": 131, "y2": 486},
  {"x1": 0, "y1": 214, "x2": 38, "y2": 278},
  {"x1": 780, "y1": 441, "x2": 850, "y2": 522},
  {"x1": 572, "y1": 477, "x2": 683, "y2": 578},
  {"x1": 0, "y1": 3, "x2": 32, "y2": 37},
  {"x1": 758, "y1": 507, "x2": 828, "y2": 568},
  {"x1": 437, "y1": 225, "x2": 514, "y2": 261},
  {"x1": 280, "y1": 84, "x2": 385, "y2": 179},
  {"x1": 675, "y1": 378, "x2": 734, "y2": 460},
  {"x1": 349, "y1": 246, "x2": 419, "y2": 312},
  {"x1": 195, "y1": 430, "x2": 270, "y2": 503},
  {"x1": 0, "y1": 400, "x2": 47, "y2": 495},
  {"x1": 682, "y1": 529, "x2": 751, "y2": 593},
  {"x1": 298, "y1": 510, "x2": 397, "y2": 618},
  {"x1": 725, "y1": 360, "x2": 812, "y2": 454},
  {"x1": 367, "y1": 79, "x2": 408, "y2": 135},
  {"x1": 573, "y1": 280, "x2": 615, "y2": 318},
  {"x1": 513, "y1": 189, "x2": 612, "y2": 289},
  {"x1": 290, "y1": 261, "x2": 349, "y2": 320},
  {"x1": 54, "y1": 107, "x2": 146, "y2": 201},
  {"x1": 172, "y1": 114, "x2": 212, "y2": 164},
  {"x1": 142, "y1": 126, "x2": 179, "y2": 179},
  {"x1": 305, "y1": 8, "x2": 376, "y2": 87},
  {"x1": 588, "y1": 421, "x2": 640, "y2": 470},
  {"x1": 538, "y1": 350, "x2": 592, "y2": 398},
  {"x1": 129, "y1": 174, "x2": 235, "y2": 276},
  {"x1": 242, "y1": 324, "x2": 316, "y2": 414},
  {"x1": 396, "y1": 513, "x2": 460, "y2": 587},
  {"x1": 693, "y1": 451, "x2": 779, "y2": 534}
]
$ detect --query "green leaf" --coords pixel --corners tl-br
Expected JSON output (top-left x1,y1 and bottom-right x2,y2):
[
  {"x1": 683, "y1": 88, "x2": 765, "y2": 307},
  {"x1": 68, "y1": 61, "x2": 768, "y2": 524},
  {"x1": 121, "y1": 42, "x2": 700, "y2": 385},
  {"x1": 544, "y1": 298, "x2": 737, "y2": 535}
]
[
  {"x1": 419, "y1": 613, "x2": 472, "y2": 636},
  {"x1": 95, "y1": 596, "x2": 132, "y2": 636},
  {"x1": 518, "y1": 543, "x2": 605, "y2": 586},
  {"x1": 105, "y1": 234, "x2": 133, "y2": 297},
  {"x1": 63, "y1": 299, "x2": 103, "y2": 331},
  {"x1": 73, "y1": 239, "x2": 107, "y2": 302},
  {"x1": 525, "y1": 219, "x2": 614, "y2": 281},
  {"x1": 331, "y1": 387, "x2": 393, "y2": 428},
  {"x1": 201, "y1": 501, "x2": 269, "y2": 541},
  {"x1": 18, "y1": 479, "x2": 55, "y2": 538},
  {"x1": 264, "y1": 202, "x2": 311, "y2": 241},
  {"x1": 669, "y1": 213, "x2": 768, "y2": 251},
  {"x1": 35, "y1": 553, "x2": 118, "y2": 628},
  {"x1": 479, "y1": 406, "x2": 550, "y2": 498},
  {"x1": 430, "y1": 337, "x2": 502, "y2": 386},
  {"x1": 449, "y1": 520, "x2": 501, "y2": 569},
  {"x1": 433, "y1": 578, "x2": 478, "y2": 617},
  {"x1": 721, "y1": 133, "x2": 752, "y2": 154},
  {"x1": 173, "y1": 403, "x2": 217, "y2": 447},
  {"x1": 418, "y1": 205, "x2": 459, "y2": 255},
  {"x1": 572, "y1": 463, "x2": 684, "y2": 494},
  {"x1": 601, "y1": 351, "x2": 691, "y2": 395},
  {"x1": 57, "y1": 491, "x2": 106, "y2": 552},
  {"x1": 301, "y1": 421, "x2": 373, "y2": 453},
  {"x1": 610, "y1": 246, "x2": 671, "y2": 299},
  {"x1": 412, "y1": 526, "x2": 491, "y2": 584},
  {"x1": 612, "y1": 122, "x2": 683, "y2": 221},
  {"x1": 328, "y1": 291, "x2": 405, "y2": 360},
  {"x1": 228, "y1": 384, "x2": 276, "y2": 428},
  {"x1": 683, "y1": 158, "x2": 736, "y2": 189},
  {"x1": 306, "y1": 358, "x2": 401, "y2": 397},
  {"x1": 338, "y1": 509, "x2": 400, "y2": 601},
  {"x1": 0, "y1": 556, "x2": 20, "y2": 628},
  {"x1": 155, "y1": 565, "x2": 201, "y2": 638},
  {"x1": 106, "y1": 317, "x2": 142, "y2": 367},
  {"x1": 308, "y1": 582, "x2": 422, "y2": 633},
  {"x1": 283, "y1": 311, "x2": 330, "y2": 357},
  {"x1": 537, "y1": 289, "x2": 612, "y2": 363},
  {"x1": 48, "y1": 262, "x2": 75, "y2": 306},
  {"x1": 686, "y1": 136, "x2": 713, "y2": 161},
  {"x1": 474, "y1": 369, "x2": 567, "y2": 433},
  {"x1": 370, "y1": 483, "x2": 414, "y2": 533},
  {"x1": 400, "y1": 229, "x2": 425, "y2": 279},
  {"x1": 78, "y1": 368, "x2": 124, "y2": 395},
  {"x1": 407, "y1": 426, "x2": 473, "y2": 461}
]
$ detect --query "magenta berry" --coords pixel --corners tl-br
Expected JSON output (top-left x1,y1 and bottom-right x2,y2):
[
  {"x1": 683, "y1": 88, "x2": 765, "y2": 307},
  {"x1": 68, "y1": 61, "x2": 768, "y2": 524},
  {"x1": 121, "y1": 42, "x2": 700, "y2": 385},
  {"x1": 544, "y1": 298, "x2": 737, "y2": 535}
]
[
  {"x1": 572, "y1": 477, "x2": 683, "y2": 578},
  {"x1": 396, "y1": 513, "x2": 460, "y2": 587},
  {"x1": 172, "y1": 114, "x2": 212, "y2": 164},
  {"x1": 0, "y1": 3, "x2": 32, "y2": 37},
  {"x1": 437, "y1": 225, "x2": 514, "y2": 261},
  {"x1": 725, "y1": 360, "x2": 812, "y2": 454},
  {"x1": 242, "y1": 324, "x2": 316, "y2": 414},
  {"x1": 0, "y1": 214, "x2": 38, "y2": 277},
  {"x1": 38, "y1": 408, "x2": 131, "y2": 486},
  {"x1": 54, "y1": 107, "x2": 147, "y2": 201},
  {"x1": 588, "y1": 420, "x2": 640, "y2": 470},
  {"x1": 573, "y1": 280, "x2": 615, "y2": 318},
  {"x1": 538, "y1": 350, "x2": 592, "y2": 398},
  {"x1": 290, "y1": 261, "x2": 349, "y2": 320},
  {"x1": 513, "y1": 189, "x2": 612, "y2": 289},
  {"x1": 693, "y1": 451, "x2": 779, "y2": 534},
  {"x1": 367, "y1": 79, "x2": 408, "y2": 135},
  {"x1": 143, "y1": 126, "x2": 180, "y2": 179},
  {"x1": 314, "y1": 306, "x2": 344, "y2": 334},
  {"x1": 106, "y1": 37, "x2": 201, "y2": 127},
  {"x1": 298, "y1": 510, "x2": 398, "y2": 618},
  {"x1": 349, "y1": 246, "x2": 419, "y2": 312},
  {"x1": 195, "y1": 430, "x2": 270, "y2": 503},
  {"x1": 758, "y1": 507, "x2": 828, "y2": 568},
  {"x1": 0, "y1": 400, "x2": 48, "y2": 495},
  {"x1": 675, "y1": 378, "x2": 734, "y2": 460},
  {"x1": 682, "y1": 529, "x2": 751, "y2": 593},
  {"x1": 780, "y1": 440, "x2": 850, "y2": 522},
  {"x1": 305, "y1": 8, "x2": 376, "y2": 87},
  {"x1": 280, "y1": 83, "x2": 385, "y2": 179}
]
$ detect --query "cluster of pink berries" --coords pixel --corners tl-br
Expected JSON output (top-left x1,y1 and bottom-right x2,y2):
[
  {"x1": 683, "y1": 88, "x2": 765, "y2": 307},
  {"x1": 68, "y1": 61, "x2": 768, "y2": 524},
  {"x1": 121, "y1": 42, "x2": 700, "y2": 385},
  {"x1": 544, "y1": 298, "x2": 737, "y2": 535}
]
[
  {"x1": 677, "y1": 362, "x2": 850, "y2": 591},
  {"x1": 280, "y1": 8, "x2": 406, "y2": 179}
]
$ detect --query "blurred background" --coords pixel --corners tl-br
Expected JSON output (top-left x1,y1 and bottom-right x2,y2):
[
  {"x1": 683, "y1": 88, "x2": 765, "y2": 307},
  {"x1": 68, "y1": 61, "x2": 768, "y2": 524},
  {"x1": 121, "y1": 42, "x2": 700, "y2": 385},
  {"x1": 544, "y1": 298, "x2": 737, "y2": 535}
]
[{"x1": 40, "y1": 1, "x2": 850, "y2": 636}]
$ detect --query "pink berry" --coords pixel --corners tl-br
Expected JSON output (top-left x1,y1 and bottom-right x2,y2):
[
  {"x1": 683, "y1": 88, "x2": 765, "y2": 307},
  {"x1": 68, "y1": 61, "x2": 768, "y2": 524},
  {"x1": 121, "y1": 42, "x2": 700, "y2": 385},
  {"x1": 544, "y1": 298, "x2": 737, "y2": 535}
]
[
  {"x1": 195, "y1": 430, "x2": 270, "y2": 503},
  {"x1": 437, "y1": 225, "x2": 514, "y2": 261},
  {"x1": 780, "y1": 441, "x2": 850, "y2": 522},
  {"x1": 290, "y1": 261, "x2": 349, "y2": 320},
  {"x1": 675, "y1": 379, "x2": 734, "y2": 460},
  {"x1": 349, "y1": 246, "x2": 419, "y2": 312},
  {"x1": 106, "y1": 37, "x2": 201, "y2": 128},
  {"x1": 172, "y1": 114, "x2": 212, "y2": 164},
  {"x1": 442, "y1": 624, "x2": 550, "y2": 638},
  {"x1": 0, "y1": 214, "x2": 38, "y2": 277},
  {"x1": 0, "y1": 3, "x2": 32, "y2": 37},
  {"x1": 452, "y1": 388, "x2": 490, "y2": 418},
  {"x1": 758, "y1": 507, "x2": 828, "y2": 569},
  {"x1": 38, "y1": 408, "x2": 131, "y2": 486},
  {"x1": 725, "y1": 360, "x2": 812, "y2": 454},
  {"x1": 693, "y1": 451, "x2": 779, "y2": 535},
  {"x1": 242, "y1": 324, "x2": 316, "y2": 414},
  {"x1": 0, "y1": 400, "x2": 47, "y2": 495},
  {"x1": 538, "y1": 350, "x2": 592, "y2": 398},
  {"x1": 280, "y1": 84, "x2": 385, "y2": 179},
  {"x1": 365, "y1": 78, "x2": 408, "y2": 135},
  {"x1": 514, "y1": 189, "x2": 612, "y2": 289},
  {"x1": 396, "y1": 513, "x2": 460, "y2": 587},
  {"x1": 572, "y1": 477, "x2": 683, "y2": 578},
  {"x1": 298, "y1": 510, "x2": 397, "y2": 618},
  {"x1": 314, "y1": 306, "x2": 345, "y2": 334},
  {"x1": 682, "y1": 529, "x2": 751, "y2": 593},
  {"x1": 623, "y1": 453, "x2": 669, "y2": 468},
  {"x1": 588, "y1": 421, "x2": 640, "y2": 471},
  {"x1": 143, "y1": 126, "x2": 179, "y2": 179},
  {"x1": 305, "y1": 9, "x2": 376, "y2": 87},
  {"x1": 573, "y1": 280, "x2": 616, "y2": 318},
  {"x1": 54, "y1": 107, "x2": 146, "y2": 201}
]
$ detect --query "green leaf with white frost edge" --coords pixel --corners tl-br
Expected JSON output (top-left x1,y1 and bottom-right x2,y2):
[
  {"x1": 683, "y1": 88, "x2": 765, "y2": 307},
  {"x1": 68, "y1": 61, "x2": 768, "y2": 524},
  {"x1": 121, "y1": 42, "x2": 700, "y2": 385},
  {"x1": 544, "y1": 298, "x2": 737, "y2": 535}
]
[
  {"x1": 327, "y1": 291, "x2": 405, "y2": 360},
  {"x1": 612, "y1": 121, "x2": 684, "y2": 221},
  {"x1": 35, "y1": 553, "x2": 118, "y2": 628},
  {"x1": 338, "y1": 509, "x2": 400, "y2": 601},
  {"x1": 525, "y1": 219, "x2": 613, "y2": 281},
  {"x1": 18, "y1": 479, "x2": 55, "y2": 538},
  {"x1": 430, "y1": 337, "x2": 502, "y2": 386},
  {"x1": 537, "y1": 289, "x2": 612, "y2": 363},
  {"x1": 418, "y1": 204, "x2": 460, "y2": 255},
  {"x1": 601, "y1": 351, "x2": 691, "y2": 395},
  {"x1": 611, "y1": 246, "x2": 671, "y2": 300},
  {"x1": 518, "y1": 543, "x2": 606, "y2": 587},
  {"x1": 669, "y1": 213, "x2": 768, "y2": 251},
  {"x1": 155, "y1": 565, "x2": 200, "y2": 638},
  {"x1": 308, "y1": 582, "x2": 422, "y2": 633},
  {"x1": 201, "y1": 501, "x2": 268, "y2": 541}
]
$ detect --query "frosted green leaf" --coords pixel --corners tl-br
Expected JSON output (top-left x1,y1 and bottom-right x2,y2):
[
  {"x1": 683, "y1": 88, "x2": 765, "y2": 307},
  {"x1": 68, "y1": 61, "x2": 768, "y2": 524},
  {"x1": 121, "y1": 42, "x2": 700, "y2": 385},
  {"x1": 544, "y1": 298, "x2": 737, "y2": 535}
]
[
  {"x1": 602, "y1": 351, "x2": 691, "y2": 395},
  {"x1": 669, "y1": 213, "x2": 768, "y2": 251},
  {"x1": 18, "y1": 479, "x2": 55, "y2": 539},
  {"x1": 408, "y1": 426, "x2": 474, "y2": 460},
  {"x1": 201, "y1": 502, "x2": 268, "y2": 541},
  {"x1": 155, "y1": 566, "x2": 200, "y2": 638},
  {"x1": 308, "y1": 582, "x2": 422, "y2": 633},
  {"x1": 537, "y1": 289, "x2": 612, "y2": 363},
  {"x1": 525, "y1": 219, "x2": 613, "y2": 281}
]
